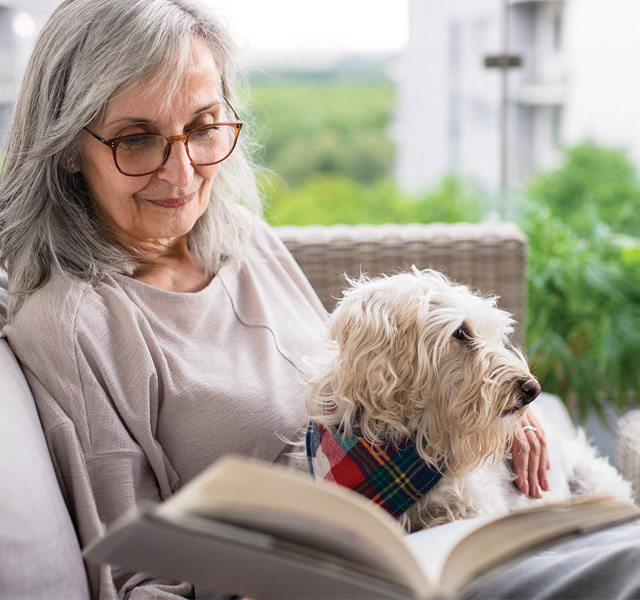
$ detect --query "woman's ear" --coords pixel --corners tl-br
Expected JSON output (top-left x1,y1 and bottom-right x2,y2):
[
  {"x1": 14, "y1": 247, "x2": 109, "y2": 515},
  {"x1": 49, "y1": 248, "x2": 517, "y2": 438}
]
[
  {"x1": 62, "y1": 158, "x2": 81, "y2": 173},
  {"x1": 60, "y1": 149, "x2": 81, "y2": 173}
]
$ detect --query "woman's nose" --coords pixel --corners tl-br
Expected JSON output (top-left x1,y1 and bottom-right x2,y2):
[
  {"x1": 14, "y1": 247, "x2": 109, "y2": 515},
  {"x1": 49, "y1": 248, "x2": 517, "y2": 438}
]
[{"x1": 156, "y1": 140, "x2": 194, "y2": 188}]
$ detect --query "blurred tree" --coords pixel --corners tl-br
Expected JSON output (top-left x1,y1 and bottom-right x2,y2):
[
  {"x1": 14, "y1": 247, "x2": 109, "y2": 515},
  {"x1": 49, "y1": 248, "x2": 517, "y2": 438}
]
[
  {"x1": 264, "y1": 175, "x2": 413, "y2": 225},
  {"x1": 264, "y1": 173, "x2": 487, "y2": 226},
  {"x1": 520, "y1": 142, "x2": 640, "y2": 420},
  {"x1": 247, "y1": 82, "x2": 395, "y2": 187},
  {"x1": 527, "y1": 141, "x2": 640, "y2": 238},
  {"x1": 413, "y1": 175, "x2": 487, "y2": 224}
]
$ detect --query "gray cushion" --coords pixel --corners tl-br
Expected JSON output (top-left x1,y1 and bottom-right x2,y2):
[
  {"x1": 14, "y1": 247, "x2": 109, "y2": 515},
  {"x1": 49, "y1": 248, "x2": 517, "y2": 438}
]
[{"x1": 0, "y1": 337, "x2": 90, "y2": 598}]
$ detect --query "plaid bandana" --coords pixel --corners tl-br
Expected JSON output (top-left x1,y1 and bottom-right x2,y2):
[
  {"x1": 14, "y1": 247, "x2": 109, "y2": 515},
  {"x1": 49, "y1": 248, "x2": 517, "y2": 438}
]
[{"x1": 306, "y1": 421, "x2": 443, "y2": 518}]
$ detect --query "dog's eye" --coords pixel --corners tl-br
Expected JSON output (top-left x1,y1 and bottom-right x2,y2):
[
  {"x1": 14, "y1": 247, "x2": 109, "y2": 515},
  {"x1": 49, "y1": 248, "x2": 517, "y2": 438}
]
[{"x1": 453, "y1": 326, "x2": 469, "y2": 341}]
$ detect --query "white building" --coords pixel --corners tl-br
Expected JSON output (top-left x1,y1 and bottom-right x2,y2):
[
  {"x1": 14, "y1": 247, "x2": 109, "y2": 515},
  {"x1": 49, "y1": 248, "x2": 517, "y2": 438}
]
[
  {"x1": 395, "y1": 0, "x2": 640, "y2": 195},
  {"x1": 0, "y1": 0, "x2": 56, "y2": 146}
]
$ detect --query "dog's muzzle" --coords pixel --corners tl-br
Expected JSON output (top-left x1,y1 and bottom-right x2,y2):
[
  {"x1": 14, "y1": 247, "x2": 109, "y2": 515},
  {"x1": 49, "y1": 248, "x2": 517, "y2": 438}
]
[
  {"x1": 502, "y1": 378, "x2": 542, "y2": 416},
  {"x1": 521, "y1": 378, "x2": 542, "y2": 405}
]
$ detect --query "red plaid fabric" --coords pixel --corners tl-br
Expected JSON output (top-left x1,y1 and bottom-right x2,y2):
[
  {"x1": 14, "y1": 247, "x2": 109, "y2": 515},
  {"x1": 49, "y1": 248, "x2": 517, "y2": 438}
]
[{"x1": 306, "y1": 422, "x2": 443, "y2": 518}]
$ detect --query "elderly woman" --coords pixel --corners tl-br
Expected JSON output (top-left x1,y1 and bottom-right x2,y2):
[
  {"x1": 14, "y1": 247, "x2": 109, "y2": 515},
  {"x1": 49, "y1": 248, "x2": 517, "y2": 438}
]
[
  {"x1": 6, "y1": 1, "x2": 634, "y2": 599},
  {"x1": 0, "y1": 0, "x2": 326, "y2": 597}
]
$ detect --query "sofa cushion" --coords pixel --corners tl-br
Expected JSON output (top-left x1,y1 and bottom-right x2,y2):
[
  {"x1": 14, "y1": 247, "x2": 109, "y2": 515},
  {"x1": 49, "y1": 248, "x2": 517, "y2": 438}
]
[{"x1": 0, "y1": 294, "x2": 89, "y2": 597}]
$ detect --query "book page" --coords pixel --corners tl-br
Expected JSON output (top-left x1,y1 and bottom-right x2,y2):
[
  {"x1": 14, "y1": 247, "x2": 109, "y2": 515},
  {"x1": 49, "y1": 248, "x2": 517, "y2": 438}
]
[
  {"x1": 406, "y1": 496, "x2": 640, "y2": 597},
  {"x1": 157, "y1": 456, "x2": 432, "y2": 594},
  {"x1": 157, "y1": 457, "x2": 640, "y2": 599},
  {"x1": 404, "y1": 516, "x2": 494, "y2": 586}
]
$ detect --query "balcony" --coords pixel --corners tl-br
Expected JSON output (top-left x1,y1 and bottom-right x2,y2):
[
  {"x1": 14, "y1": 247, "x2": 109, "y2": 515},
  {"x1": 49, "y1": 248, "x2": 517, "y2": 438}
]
[{"x1": 485, "y1": 44, "x2": 567, "y2": 107}]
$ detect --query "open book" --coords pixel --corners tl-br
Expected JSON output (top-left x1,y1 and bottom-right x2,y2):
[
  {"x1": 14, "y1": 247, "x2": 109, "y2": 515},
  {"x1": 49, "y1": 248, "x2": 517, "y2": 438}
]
[{"x1": 84, "y1": 455, "x2": 640, "y2": 599}]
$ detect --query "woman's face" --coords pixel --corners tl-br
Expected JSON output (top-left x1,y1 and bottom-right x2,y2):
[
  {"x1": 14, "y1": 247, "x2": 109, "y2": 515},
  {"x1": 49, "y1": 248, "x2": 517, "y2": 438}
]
[{"x1": 79, "y1": 38, "x2": 224, "y2": 254}]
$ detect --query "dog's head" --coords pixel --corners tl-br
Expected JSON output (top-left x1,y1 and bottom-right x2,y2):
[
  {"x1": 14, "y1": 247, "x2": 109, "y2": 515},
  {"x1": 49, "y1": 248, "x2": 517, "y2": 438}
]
[{"x1": 307, "y1": 268, "x2": 541, "y2": 474}]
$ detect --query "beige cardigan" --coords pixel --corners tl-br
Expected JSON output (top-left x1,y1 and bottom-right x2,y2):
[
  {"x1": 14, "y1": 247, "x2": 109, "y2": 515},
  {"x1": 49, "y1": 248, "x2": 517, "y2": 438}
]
[{"x1": 6, "y1": 219, "x2": 327, "y2": 599}]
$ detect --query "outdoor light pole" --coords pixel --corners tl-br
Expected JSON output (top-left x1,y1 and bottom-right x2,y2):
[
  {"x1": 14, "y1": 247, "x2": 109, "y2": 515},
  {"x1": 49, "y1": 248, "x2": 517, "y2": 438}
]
[
  {"x1": 484, "y1": 0, "x2": 521, "y2": 217},
  {"x1": 500, "y1": 0, "x2": 509, "y2": 203}
]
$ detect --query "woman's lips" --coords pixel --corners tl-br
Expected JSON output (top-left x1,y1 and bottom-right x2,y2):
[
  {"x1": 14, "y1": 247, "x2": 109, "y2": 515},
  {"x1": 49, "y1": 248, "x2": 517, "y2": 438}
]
[{"x1": 145, "y1": 192, "x2": 195, "y2": 208}]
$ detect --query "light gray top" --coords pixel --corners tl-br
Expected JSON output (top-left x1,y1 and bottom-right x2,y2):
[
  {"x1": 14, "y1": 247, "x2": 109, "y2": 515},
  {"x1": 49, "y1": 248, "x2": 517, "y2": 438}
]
[{"x1": 5, "y1": 219, "x2": 327, "y2": 599}]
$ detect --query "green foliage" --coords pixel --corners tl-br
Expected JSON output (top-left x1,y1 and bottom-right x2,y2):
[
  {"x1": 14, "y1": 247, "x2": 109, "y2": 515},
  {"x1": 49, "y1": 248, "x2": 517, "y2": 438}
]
[
  {"x1": 527, "y1": 141, "x2": 640, "y2": 237},
  {"x1": 411, "y1": 175, "x2": 488, "y2": 225},
  {"x1": 520, "y1": 143, "x2": 640, "y2": 420},
  {"x1": 246, "y1": 81, "x2": 395, "y2": 188},
  {"x1": 264, "y1": 175, "x2": 410, "y2": 226},
  {"x1": 263, "y1": 173, "x2": 487, "y2": 226},
  {"x1": 245, "y1": 75, "x2": 488, "y2": 226}
]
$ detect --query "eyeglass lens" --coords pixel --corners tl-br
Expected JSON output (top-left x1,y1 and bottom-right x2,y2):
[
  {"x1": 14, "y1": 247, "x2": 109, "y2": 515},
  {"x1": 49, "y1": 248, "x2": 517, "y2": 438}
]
[{"x1": 115, "y1": 124, "x2": 238, "y2": 176}]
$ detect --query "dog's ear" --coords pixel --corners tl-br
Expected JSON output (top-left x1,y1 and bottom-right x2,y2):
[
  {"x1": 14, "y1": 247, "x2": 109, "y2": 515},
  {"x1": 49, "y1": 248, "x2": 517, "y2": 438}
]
[
  {"x1": 330, "y1": 293, "x2": 395, "y2": 355},
  {"x1": 328, "y1": 291, "x2": 426, "y2": 431}
]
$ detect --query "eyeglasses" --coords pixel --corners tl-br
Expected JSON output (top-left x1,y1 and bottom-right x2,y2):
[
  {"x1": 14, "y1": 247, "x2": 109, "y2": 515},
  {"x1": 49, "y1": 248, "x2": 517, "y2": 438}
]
[{"x1": 83, "y1": 100, "x2": 243, "y2": 177}]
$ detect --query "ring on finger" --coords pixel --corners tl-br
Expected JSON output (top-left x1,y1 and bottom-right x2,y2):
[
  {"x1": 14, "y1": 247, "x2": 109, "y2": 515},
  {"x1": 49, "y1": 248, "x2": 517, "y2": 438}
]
[{"x1": 522, "y1": 425, "x2": 537, "y2": 433}]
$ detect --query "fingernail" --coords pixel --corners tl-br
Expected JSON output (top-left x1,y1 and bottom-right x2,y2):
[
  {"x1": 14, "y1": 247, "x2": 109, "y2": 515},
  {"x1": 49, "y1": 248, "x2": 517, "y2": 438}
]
[
  {"x1": 534, "y1": 484, "x2": 543, "y2": 498},
  {"x1": 541, "y1": 477, "x2": 550, "y2": 491},
  {"x1": 520, "y1": 480, "x2": 529, "y2": 495}
]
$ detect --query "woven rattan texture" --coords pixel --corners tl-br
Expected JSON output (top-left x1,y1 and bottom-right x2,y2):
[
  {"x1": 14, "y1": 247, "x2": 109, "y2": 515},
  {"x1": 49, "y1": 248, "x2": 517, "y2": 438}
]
[
  {"x1": 617, "y1": 410, "x2": 640, "y2": 504},
  {"x1": 277, "y1": 222, "x2": 528, "y2": 346}
]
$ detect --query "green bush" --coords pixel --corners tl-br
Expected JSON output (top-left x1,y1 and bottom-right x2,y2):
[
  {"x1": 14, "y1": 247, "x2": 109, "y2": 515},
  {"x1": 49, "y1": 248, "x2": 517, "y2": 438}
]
[
  {"x1": 263, "y1": 175, "x2": 411, "y2": 225},
  {"x1": 411, "y1": 175, "x2": 488, "y2": 225},
  {"x1": 520, "y1": 143, "x2": 640, "y2": 419},
  {"x1": 527, "y1": 141, "x2": 640, "y2": 237},
  {"x1": 263, "y1": 173, "x2": 487, "y2": 226},
  {"x1": 246, "y1": 81, "x2": 395, "y2": 188}
]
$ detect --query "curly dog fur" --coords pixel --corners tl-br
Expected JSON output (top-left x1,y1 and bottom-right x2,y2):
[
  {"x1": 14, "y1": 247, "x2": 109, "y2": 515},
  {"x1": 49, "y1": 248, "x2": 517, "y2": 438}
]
[{"x1": 307, "y1": 268, "x2": 633, "y2": 531}]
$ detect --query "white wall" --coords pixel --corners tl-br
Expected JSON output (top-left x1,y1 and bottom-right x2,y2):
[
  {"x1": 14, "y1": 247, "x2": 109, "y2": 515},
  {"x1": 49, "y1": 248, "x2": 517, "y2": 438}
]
[
  {"x1": 564, "y1": 0, "x2": 640, "y2": 166},
  {"x1": 394, "y1": 1, "x2": 451, "y2": 193},
  {"x1": 395, "y1": 0, "x2": 505, "y2": 194},
  {"x1": 396, "y1": 0, "x2": 640, "y2": 195}
]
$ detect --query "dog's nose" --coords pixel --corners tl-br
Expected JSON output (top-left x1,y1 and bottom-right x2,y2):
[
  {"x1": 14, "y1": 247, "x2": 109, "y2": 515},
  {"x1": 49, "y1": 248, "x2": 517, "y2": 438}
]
[{"x1": 521, "y1": 378, "x2": 541, "y2": 405}]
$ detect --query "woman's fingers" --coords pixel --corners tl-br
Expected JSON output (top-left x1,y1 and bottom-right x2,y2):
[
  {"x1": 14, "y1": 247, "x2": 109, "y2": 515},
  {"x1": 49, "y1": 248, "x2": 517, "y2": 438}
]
[
  {"x1": 526, "y1": 410, "x2": 550, "y2": 491},
  {"x1": 512, "y1": 428, "x2": 531, "y2": 495},
  {"x1": 512, "y1": 409, "x2": 550, "y2": 498}
]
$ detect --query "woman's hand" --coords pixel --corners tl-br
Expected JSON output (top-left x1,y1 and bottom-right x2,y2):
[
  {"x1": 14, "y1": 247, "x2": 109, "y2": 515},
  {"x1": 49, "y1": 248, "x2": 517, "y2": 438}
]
[{"x1": 511, "y1": 409, "x2": 550, "y2": 498}]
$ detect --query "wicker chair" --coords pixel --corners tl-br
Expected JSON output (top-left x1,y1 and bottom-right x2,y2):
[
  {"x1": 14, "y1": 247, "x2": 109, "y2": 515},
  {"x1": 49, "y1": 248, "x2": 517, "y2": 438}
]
[
  {"x1": 277, "y1": 221, "x2": 640, "y2": 505},
  {"x1": 278, "y1": 222, "x2": 528, "y2": 346}
]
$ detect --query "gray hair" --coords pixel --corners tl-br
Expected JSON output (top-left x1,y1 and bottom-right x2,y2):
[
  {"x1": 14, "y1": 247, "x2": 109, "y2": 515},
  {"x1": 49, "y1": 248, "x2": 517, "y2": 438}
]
[{"x1": 0, "y1": 0, "x2": 261, "y2": 316}]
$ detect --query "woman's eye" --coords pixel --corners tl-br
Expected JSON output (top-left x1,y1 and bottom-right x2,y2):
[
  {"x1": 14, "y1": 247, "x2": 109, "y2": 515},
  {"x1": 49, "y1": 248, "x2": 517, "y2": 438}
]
[
  {"x1": 453, "y1": 327, "x2": 468, "y2": 341},
  {"x1": 119, "y1": 135, "x2": 152, "y2": 151},
  {"x1": 190, "y1": 115, "x2": 216, "y2": 129},
  {"x1": 190, "y1": 126, "x2": 218, "y2": 140}
]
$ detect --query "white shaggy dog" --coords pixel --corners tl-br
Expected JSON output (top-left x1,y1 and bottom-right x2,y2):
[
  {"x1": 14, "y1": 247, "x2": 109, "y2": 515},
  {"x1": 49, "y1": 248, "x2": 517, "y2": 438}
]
[{"x1": 306, "y1": 268, "x2": 633, "y2": 532}]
